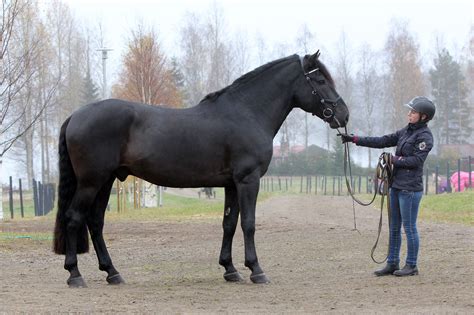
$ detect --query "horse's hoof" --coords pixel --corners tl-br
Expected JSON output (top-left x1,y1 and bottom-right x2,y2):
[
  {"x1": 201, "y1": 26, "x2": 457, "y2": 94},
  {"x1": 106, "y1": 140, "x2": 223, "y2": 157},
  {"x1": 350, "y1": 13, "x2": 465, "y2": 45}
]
[
  {"x1": 250, "y1": 273, "x2": 270, "y2": 284},
  {"x1": 223, "y1": 271, "x2": 244, "y2": 282},
  {"x1": 107, "y1": 273, "x2": 125, "y2": 285},
  {"x1": 67, "y1": 276, "x2": 87, "y2": 288}
]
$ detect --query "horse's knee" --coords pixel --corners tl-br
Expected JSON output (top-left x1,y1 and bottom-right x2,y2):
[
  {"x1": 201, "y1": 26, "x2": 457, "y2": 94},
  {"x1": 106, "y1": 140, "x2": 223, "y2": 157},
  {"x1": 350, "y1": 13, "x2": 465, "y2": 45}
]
[
  {"x1": 223, "y1": 220, "x2": 237, "y2": 234},
  {"x1": 65, "y1": 210, "x2": 83, "y2": 231},
  {"x1": 241, "y1": 220, "x2": 255, "y2": 237}
]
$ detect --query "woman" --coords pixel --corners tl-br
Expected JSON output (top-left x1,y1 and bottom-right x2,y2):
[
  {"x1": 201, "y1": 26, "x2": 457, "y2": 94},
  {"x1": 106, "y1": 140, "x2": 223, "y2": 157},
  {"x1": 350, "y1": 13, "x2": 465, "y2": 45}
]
[{"x1": 341, "y1": 96, "x2": 435, "y2": 277}]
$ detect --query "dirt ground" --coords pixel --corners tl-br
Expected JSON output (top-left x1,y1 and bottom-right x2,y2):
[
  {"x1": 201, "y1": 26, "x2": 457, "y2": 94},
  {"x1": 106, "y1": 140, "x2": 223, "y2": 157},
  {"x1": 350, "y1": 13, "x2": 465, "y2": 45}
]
[{"x1": 0, "y1": 194, "x2": 473, "y2": 314}]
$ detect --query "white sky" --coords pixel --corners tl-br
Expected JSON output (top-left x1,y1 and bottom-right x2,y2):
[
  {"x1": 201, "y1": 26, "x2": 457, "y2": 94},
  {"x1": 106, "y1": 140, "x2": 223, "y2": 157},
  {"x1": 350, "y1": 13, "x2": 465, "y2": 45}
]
[
  {"x1": 2, "y1": 0, "x2": 473, "y2": 183},
  {"x1": 63, "y1": 0, "x2": 473, "y2": 80}
]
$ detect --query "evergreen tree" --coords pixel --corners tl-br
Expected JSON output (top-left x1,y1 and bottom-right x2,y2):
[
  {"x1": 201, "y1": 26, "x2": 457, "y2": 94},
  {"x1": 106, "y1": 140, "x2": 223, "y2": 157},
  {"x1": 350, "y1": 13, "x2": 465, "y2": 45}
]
[
  {"x1": 81, "y1": 69, "x2": 100, "y2": 105},
  {"x1": 332, "y1": 135, "x2": 345, "y2": 176},
  {"x1": 430, "y1": 49, "x2": 471, "y2": 144}
]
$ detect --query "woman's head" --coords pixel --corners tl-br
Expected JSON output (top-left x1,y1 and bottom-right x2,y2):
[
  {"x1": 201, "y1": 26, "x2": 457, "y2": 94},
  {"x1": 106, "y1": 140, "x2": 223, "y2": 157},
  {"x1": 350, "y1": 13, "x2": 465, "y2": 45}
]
[{"x1": 405, "y1": 96, "x2": 436, "y2": 123}]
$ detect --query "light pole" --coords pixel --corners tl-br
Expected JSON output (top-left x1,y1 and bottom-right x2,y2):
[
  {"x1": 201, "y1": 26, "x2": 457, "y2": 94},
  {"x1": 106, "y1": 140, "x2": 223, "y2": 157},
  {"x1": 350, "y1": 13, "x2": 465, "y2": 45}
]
[{"x1": 97, "y1": 47, "x2": 113, "y2": 99}]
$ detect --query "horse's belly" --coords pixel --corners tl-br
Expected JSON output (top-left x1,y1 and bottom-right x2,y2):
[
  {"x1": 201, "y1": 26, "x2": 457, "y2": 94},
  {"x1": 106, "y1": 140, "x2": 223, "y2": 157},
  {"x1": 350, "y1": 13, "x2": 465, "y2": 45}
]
[{"x1": 129, "y1": 160, "x2": 233, "y2": 188}]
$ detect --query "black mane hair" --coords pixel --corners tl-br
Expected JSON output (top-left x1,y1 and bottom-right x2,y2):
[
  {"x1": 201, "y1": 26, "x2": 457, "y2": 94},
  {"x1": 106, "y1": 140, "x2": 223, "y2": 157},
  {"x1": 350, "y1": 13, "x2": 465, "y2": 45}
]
[
  {"x1": 315, "y1": 59, "x2": 335, "y2": 88},
  {"x1": 199, "y1": 55, "x2": 299, "y2": 103}
]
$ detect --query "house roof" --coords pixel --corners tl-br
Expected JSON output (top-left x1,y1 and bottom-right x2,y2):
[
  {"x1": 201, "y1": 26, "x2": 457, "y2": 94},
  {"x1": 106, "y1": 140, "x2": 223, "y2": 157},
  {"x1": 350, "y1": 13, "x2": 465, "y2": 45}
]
[{"x1": 273, "y1": 145, "x2": 305, "y2": 158}]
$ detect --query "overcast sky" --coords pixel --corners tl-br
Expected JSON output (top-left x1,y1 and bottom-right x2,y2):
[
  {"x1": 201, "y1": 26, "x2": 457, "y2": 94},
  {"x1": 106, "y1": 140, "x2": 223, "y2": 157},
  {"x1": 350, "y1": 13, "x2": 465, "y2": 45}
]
[
  {"x1": 1, "y1": 0, "x2": 472, "y2": 183},
  {"x1": 63, "y1": 0, "x2": 473, "y2": 81}
]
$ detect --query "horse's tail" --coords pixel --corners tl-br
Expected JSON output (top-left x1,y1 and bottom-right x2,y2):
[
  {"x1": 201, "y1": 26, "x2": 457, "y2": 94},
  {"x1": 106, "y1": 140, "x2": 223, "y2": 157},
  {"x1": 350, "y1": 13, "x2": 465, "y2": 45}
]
[{"x1": 53, "y1": 117, "x2": 89, "y2": 254}]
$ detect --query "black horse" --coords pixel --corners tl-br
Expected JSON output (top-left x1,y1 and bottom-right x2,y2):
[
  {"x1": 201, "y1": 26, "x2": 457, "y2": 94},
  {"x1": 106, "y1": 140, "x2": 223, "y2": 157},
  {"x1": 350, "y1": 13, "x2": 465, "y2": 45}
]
[{"x1": 53, "y1": 51, "x2": 349, "y2": 287}]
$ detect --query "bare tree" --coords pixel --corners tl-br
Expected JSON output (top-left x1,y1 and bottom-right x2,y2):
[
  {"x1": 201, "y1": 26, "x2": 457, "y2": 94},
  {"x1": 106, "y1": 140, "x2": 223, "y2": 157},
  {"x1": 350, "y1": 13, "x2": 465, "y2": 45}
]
[
  {"x1": 1, "y1": 1, "x2": 56, "y2": 178},
  {"x1": 179, "y1": 4, "x2": 243, "y2": 107},
  {"x1": 384, "y1": 19, "x2": 425, "y2": 130},
  {"x1": 296, "y1": 23, "x2": 315, "y2": 149},
  {"x1": 179, "y1": 12, "x2": 208, "y2": 107},
  {"x1": 355, "y1": 43, "x2": 384, "y2": 167},
  {"x1": 0, "y1": 0, "x2": 59, "y2": 217},
  {"x1": 113, "y1": 24, "x2": 182, "y2": 107}
]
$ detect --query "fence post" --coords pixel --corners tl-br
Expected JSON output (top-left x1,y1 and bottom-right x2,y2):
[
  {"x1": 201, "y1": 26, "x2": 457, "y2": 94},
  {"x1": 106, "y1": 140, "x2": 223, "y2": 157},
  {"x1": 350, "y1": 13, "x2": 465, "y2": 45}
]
[
  {"x1": 39, "y1": 181, "x2": 44, "y2": 216},
  {"x1": 337, "y1": 176, "x2": 341, "y2": 196},
  {"x1": 446, "y1": 162, "x2": 451, "y2": 193},
  {"x1": 469, "y1": 156, "x2": 472, "y2": 189},
  {"x1": 9, "y1": 176, "x2": 13, "y2": 219},
  {"x1": 278, "y1": 177, "x2": 281, "y2": 190},
  {"x1": 19, "y1": 179, "x2": 24, "y2": 218},
  {"x1": 285, "y1": 178, "x2": 288, "y2": 191},
  {"x1": 300, "y1": 176, "x2": 303, "y2": 193},
  {"x1": 425, "y1": 170, "x2": 429, "y2": 195},
  {"x1": 457, "y1": 159, "x2": 461, "y2": 193},
  {"x1": 435, "y1": 165, "x2": 439, "y2": 194},
  {"x1": 324, "y1": 176, "x2": 327, "y2": 195},
  {"x1": 32, "y1": 180, "x2": 38, "y2": 216},
  {"x1": 315, "y1": 175, "x2": 318, "y2": 194}
]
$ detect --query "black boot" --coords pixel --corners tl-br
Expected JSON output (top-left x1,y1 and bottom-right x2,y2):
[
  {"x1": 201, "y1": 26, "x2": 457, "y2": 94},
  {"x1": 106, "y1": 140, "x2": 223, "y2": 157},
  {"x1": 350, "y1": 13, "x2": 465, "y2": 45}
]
[
  {"x1": 393, "y1": 264, "x2": 418, "y2": 276},
  {"x1": 374, "y1": 263, "x2": 399, "y2": 276}
]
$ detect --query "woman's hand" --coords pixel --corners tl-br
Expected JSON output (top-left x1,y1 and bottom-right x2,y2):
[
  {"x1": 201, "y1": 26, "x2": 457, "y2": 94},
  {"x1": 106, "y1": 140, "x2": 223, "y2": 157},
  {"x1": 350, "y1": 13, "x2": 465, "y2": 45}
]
[{"x1": 340, "y1": 134, "x2": 356, "y2": 143}]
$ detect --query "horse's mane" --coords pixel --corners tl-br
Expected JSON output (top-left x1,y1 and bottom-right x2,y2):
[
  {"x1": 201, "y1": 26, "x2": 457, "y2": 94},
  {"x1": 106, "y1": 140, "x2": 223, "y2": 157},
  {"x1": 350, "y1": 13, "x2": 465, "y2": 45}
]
[
  {"x1": 199, "y1": 55, "x2": 298, "y2": 103},
  {"x1": 315, "y1": 59, "x2": 335, "y2": 88}
]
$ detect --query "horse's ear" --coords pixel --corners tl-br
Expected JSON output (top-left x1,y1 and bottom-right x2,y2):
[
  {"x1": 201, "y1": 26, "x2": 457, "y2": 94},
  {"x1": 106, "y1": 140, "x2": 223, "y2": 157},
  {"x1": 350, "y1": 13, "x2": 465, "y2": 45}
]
[{"x1": 307, "y1": 50, "x2": 321, "y2": 67}]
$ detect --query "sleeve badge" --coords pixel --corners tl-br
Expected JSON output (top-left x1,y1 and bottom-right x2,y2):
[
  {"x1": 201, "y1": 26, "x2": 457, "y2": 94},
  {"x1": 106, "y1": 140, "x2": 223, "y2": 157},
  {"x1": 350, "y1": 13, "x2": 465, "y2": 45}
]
[{"x1": 419, "y1": 142, "x2": 427, "y2": 150}]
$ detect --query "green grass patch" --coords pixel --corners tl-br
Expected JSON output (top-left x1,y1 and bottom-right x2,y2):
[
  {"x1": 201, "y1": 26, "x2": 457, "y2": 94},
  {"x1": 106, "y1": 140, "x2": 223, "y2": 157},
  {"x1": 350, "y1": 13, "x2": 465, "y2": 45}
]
[
  {"x1": 0, "y1": 232, "x2": 53, "y2": 241},
  {"x1": 106, "y1": 192, "x2": 224, "y2": 221},
  {"x1": 419, "y1": 191, "x2": 474, "y2": 225},
  {"x1": 353, "y1": 191, "x2": 474, "y2": 226}
]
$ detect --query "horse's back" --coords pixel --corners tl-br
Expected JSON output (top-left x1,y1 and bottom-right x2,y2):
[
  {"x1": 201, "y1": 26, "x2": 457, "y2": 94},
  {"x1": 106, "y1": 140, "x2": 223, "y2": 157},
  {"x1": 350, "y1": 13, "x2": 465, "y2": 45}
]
[{"x1": 65, "y1": 98, "x2": 272, "y2": 187}]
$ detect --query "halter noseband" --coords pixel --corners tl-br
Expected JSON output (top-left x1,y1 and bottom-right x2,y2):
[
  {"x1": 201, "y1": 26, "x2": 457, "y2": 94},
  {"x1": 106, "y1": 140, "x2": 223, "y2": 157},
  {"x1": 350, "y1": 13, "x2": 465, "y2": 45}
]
[{"x1": 299, "y1": 56, "x2": 342, "y2": 123}]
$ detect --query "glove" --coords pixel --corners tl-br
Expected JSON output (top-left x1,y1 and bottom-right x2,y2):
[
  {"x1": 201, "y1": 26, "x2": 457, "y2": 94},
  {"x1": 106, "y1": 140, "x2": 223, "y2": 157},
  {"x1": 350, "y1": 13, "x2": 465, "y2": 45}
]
[{"x1": 340, "y1": 134, "x2": 356, "y2": 144}]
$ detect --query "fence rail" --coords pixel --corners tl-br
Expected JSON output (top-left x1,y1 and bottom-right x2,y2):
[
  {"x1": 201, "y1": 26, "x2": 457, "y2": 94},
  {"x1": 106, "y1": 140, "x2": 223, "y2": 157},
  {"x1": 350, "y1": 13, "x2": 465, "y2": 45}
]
[
  {"x1": 2, "y1": 157, "x2": 471, "y2": 219},
  {"x1": 2, "y1": 177, "x2": 55, "y2": 219},
  {"x1": 262, "y1": 157, "x2": 473, "y2": 196}
]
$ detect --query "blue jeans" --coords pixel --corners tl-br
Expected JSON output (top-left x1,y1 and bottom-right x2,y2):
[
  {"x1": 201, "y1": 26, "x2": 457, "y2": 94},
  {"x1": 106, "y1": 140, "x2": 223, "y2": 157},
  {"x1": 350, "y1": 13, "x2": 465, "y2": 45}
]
[{"x1": 387, "y1": 188, "x2": 423, "y2": 266}]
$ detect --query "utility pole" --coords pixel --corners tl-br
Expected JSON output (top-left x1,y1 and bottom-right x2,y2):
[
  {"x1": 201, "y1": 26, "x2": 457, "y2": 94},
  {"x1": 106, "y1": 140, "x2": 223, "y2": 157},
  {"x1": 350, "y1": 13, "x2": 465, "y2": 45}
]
[{"x1": 97, "y1": 47, "x2": 113, "y2": 99}]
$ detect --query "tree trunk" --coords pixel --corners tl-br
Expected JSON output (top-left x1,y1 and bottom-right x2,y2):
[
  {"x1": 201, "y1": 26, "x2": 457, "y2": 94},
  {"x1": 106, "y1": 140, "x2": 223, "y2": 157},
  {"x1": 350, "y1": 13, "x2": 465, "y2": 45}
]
[
  {"x1": 25, "y1": 128, "x2": 34, "y2": 188},
  {"x1": 0, "y1": 159, "x2": 3, "y2": 220},
  {"x1": 304, "y1": 113, "x2": 308, "y2": 149}
]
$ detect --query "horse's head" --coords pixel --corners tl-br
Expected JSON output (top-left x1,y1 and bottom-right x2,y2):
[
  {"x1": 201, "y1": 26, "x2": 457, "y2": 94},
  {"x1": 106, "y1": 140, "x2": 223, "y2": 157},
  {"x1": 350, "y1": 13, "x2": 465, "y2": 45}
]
[{"x1": 294, "y1": 51, "x2": 349, "y2": 128}]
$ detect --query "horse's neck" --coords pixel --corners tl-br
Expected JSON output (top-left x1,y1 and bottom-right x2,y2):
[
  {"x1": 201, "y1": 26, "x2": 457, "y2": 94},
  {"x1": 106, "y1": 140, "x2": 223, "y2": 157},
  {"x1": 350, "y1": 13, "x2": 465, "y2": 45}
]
[{"x1": 236, "y1": 61, "x2": 300, "y2": 137}]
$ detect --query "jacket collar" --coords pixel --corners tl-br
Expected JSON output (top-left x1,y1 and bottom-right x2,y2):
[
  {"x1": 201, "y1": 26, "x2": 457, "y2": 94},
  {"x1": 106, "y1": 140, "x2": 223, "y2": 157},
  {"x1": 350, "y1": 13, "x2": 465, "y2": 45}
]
[{"x1": 408, "y1": 121, "x2": 427, "y2": 130}]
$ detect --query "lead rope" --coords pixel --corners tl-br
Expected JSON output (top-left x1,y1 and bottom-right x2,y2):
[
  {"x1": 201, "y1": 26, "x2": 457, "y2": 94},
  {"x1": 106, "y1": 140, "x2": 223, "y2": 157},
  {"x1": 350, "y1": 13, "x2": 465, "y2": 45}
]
[{"x1": 337, "y1": 127, "x2": 393, "y2": 264}]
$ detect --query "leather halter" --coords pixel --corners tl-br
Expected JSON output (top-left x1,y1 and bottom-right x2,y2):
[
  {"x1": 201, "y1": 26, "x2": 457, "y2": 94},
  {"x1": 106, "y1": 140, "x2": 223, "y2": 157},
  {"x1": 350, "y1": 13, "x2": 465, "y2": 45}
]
[{"x1": 299, "y1": 56, "x2": 342, "y2": 124}]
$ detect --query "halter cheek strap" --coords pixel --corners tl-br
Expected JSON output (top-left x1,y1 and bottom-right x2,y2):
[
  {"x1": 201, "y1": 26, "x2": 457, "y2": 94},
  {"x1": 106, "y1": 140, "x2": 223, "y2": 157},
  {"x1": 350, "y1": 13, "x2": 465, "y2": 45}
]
[{"x1": 299, "y1": 55, "x2": 341, "y2": 122}]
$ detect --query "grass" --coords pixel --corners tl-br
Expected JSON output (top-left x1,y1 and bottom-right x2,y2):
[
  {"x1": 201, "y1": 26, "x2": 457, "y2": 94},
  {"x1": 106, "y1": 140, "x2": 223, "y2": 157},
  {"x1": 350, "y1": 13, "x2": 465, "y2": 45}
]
[
  {"x1": 2, "y1": 187, "x2": 472, "y2": 226},
  {"x1": 419, "y1": 190, "x2": 474, "y2": 225},
  {"x1": 348, "y1": 190, "x2": 474, "y2": 226},
  {"x1": 106, "y1": 193, "x2": 223, "y2": 221},
  {"x1": 105, "y1": 188, "x2": 276, "y2": 221}
]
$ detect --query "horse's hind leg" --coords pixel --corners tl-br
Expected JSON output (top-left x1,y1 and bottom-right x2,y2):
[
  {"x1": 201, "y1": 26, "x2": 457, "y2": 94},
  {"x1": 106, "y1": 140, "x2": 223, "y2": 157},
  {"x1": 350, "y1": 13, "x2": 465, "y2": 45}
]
[
  {"x1": 219, "y1": 185, "x2": 244, "y2": 282},
  {"x1": 87, "y1": 177, "x2": 125, "y2": 285},
  {"x1": 64, "y1": 185, "x2": 99, "y2": 288}
]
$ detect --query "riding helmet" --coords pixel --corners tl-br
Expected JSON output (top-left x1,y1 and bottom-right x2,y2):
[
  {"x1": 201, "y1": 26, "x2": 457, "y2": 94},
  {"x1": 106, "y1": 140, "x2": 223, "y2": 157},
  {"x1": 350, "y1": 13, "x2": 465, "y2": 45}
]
[{"x1": 404, "y1": 96, "x2": 436, "y2": 121}]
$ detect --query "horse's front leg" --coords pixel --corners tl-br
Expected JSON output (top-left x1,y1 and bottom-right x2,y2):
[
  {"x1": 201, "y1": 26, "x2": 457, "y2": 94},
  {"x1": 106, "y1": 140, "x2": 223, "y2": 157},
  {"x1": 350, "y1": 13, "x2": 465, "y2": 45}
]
[
  {"x1": 219, "y1": 185, "x2": 244, "y2": 282},
  {"x1": 236, "y1": 172, "x2": 270, "y2": 284}
]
